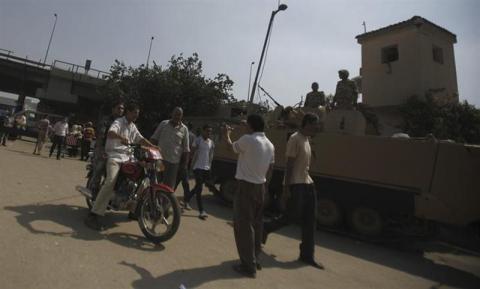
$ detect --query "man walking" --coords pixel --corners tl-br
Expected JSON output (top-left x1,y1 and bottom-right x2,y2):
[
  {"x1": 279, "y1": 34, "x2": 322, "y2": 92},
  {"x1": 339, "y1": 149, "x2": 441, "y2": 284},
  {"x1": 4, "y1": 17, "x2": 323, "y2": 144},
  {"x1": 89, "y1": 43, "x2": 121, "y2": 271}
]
[
  {"x1": 150, "y1": 107, "x2": 190, "y2": 189},
  {"x1": 84, "y1": 103, "x2": 157, "y2": 230},
  {"x1": 33, "y1": 115, "x2": 50, "y2": 155},
  {"x1": 175, "y1": 122, "x2": 196, "y2": 208},
  {"x1": 49, "y1": 117, "x2": 69, "y2": 160},
  {"x1": 184, "y1": 124, "x2": 214, "y2": 219},
  {"x1": 263, "y1": 113, "x2": 324, "y2": 269},
  {"x1": 224, "y1": 114, "x2": 274, "y2": 278}
]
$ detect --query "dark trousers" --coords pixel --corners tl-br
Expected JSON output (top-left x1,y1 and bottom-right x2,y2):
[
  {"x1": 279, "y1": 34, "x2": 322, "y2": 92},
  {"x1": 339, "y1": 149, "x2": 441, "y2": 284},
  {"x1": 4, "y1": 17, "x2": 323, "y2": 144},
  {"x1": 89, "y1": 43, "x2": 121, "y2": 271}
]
[
  {"x1": 233, "y1": 180, "x2": 265, "y2": 272},
  {"x1": 81, "y1": 140, "x2": 92, "y2": 161},
  {"x1": 264, "y1": 184, "x2": 317, "y2": 260},
  {"x1": 0, "y1": 131, "x2": 8, "y2": 145},
  {"x1": 49, "y1": 135, "x2": 65, "y2": 159},
  {"x1": 175, "y1": 166, "x2": 190, "y2": 201},
  {"x1": 185, "y1": 169, "x2": 209, "y2": 211}
]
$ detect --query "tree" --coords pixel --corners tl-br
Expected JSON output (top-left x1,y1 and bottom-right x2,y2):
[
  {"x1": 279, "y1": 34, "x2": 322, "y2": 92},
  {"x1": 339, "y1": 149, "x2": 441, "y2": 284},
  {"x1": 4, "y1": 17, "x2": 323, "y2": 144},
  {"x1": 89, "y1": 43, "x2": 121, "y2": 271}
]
[
  {"x1": 99, "y1": 53, "x2": 235, "y2": 135},
  {"x1": 400, "y1": 95, "x2": 480, "y2": 144}
]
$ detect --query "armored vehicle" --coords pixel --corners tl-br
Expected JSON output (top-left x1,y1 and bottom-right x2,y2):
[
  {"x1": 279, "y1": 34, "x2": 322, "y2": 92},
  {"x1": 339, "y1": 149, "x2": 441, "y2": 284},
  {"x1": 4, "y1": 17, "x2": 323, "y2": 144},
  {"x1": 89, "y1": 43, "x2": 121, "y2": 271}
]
[{"x1": 201, "y1": 105, "x2": 480, "y2": 238}]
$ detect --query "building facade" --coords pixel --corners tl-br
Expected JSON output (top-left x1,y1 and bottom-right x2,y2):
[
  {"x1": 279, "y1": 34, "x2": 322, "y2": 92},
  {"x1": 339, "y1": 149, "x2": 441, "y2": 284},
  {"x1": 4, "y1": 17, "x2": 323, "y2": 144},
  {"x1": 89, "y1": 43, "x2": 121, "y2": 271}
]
[{"x1": 356, "y1": 16, "x2": 458, "y2": 107}]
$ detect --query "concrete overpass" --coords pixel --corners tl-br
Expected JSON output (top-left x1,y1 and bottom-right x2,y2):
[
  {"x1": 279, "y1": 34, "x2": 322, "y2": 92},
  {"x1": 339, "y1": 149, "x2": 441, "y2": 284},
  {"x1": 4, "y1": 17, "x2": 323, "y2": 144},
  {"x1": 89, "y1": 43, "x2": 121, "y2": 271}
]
[{"x1": 0, "y1": 50, "x2": 109, "y2": 115}]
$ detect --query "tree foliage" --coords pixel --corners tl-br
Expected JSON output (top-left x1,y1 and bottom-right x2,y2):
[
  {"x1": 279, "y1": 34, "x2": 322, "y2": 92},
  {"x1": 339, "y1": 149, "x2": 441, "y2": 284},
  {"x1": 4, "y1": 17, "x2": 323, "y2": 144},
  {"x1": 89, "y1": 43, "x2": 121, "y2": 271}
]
[
  {"x1": 400, "y1": 95, "x2": 480, "y2": 144},
  {"x1": 99, "y1": 53, "x2": 235, "y2": 134}
]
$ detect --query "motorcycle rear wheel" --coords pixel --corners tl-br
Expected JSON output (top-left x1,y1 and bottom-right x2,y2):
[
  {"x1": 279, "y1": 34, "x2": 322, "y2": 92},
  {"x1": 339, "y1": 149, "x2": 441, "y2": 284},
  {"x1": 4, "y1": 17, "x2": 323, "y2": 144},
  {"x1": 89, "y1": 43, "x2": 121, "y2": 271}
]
[{"x1": 137, "y1": 190, "x2": 181, "y2": 244}]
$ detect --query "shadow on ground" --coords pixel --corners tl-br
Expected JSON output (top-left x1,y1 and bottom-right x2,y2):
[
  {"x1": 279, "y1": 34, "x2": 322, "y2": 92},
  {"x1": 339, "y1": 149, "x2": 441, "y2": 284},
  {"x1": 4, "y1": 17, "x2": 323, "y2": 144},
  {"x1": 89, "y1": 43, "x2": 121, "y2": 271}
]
[
  {"x1": 4, "y1": 203, "x2": 164, "y2": 252},
  {"x1": 120, "y1": 253, "x2": 304, "y2": 289},
  {"x1": 182, "y1": 194, "x2": 480, "y2": 289}
]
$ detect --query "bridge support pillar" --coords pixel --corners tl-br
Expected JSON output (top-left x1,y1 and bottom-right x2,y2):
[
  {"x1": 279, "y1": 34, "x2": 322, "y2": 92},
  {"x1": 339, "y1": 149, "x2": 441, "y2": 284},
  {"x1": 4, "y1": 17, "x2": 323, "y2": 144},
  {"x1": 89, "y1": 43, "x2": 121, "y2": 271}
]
[{"x1": 15, "y1": 93, "x2": 26, "y2": 112}]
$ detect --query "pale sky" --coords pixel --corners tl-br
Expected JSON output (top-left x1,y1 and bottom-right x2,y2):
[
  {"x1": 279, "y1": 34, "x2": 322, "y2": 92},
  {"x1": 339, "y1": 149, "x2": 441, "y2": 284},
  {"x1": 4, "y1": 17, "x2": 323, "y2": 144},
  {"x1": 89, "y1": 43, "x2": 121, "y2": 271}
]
[{"x1": 1, "y1": 0, "x2": 479, "y2": 106}]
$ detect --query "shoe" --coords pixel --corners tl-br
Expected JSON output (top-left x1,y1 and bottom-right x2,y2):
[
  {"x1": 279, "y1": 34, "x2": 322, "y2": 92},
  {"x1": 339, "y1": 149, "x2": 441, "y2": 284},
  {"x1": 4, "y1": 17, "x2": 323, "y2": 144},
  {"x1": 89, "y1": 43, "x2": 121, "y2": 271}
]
[
  {"x1": 127, "y1": 211, "x2": 138, "y2": 220},
  {"x1": 298, "y1": 256, "x2": 324, "y2": 270},
  {"x1": 232, "y1": 264, "x2": 256, "y2": 278},
  {"x1": 182, "y1": 202, "x2": 192, "y2": 211},
  {"x1": 256, "y1": 262, "x2": 262, "y2": 271},
  {"x1": 84, "y1": 213, "x2": 103, "y2": 231},
  {"x1": 199, "y1": 211, "x2": 208, "y2": 220},
  {"x1": 262, "y1": 229, "x2": 270, "y2": 245}
]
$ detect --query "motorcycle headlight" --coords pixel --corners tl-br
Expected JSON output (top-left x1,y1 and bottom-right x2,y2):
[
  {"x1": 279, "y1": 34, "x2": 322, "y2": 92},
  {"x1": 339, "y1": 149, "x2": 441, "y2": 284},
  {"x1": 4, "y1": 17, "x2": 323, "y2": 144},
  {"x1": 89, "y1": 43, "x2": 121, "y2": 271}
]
[{"x1": 156, "y1": 160, "x2": 165, "y2": 172}]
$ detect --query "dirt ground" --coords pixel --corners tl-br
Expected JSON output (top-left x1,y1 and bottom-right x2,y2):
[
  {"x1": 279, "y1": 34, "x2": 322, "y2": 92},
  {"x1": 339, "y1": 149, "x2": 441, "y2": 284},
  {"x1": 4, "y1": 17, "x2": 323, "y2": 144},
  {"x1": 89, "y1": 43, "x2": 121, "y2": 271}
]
[{"x1": 1, "y1": 140, "x2": 479, "y2": 289}]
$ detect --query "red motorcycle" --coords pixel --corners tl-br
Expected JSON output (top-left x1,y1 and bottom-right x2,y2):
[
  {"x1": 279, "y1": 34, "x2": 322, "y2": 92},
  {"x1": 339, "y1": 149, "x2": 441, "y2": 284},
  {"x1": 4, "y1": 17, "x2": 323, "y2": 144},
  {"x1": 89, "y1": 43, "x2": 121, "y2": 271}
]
[{"x1": 77, "y1": 145, "x2": 181, "y2": 243}]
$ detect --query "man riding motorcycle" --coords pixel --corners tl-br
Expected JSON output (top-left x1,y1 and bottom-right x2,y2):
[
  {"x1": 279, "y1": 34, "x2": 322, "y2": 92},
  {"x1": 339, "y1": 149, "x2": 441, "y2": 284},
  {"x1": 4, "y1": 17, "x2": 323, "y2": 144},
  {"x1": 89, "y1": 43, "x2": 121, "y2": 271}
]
[
  {"x1": 84, "y1": 102, "x2": 158, "y2": 231},
  {"x1": 89, "y1": 99, "x2": 125, "y2": 191}
]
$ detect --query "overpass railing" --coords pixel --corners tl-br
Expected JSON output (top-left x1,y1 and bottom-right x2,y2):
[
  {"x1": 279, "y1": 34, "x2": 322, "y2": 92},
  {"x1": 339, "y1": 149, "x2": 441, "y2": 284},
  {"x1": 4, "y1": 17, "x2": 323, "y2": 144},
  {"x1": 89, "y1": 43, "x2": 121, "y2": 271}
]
[
  {"x1": 0, "y1": 51, "x2": 51, "y2": 69},
  {"x1": 0, "y1": 48, "x2": 110, "y2": 80},
  {"x1": 52, "y1": 60, "x2": 110, "y2": 79}
]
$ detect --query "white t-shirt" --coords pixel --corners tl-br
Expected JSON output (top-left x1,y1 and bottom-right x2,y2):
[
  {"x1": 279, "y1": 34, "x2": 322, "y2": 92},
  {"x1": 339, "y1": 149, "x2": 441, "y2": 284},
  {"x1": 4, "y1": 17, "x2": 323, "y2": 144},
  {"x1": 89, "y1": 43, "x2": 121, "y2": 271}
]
[
  {"x1": 53, "y1": 121, "x2": 69, "y2": 136},
  {"x1": 192, "y1": 136, "x2": 215, "y2": 170},
  {"x1": 233, "y1": 132, "x2": 275, "y2": 184},
  {"x1": 285, "y1": 131, "x2": 314, "y2": 184},
  {"x1": 105, "y1": 117, "x2": 144, "y2": 162}
]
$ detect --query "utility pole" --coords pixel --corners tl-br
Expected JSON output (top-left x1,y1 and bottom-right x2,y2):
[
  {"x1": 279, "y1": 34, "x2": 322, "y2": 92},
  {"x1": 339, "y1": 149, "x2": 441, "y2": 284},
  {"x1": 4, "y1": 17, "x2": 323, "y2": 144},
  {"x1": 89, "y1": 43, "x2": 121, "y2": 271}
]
[
  {"x1": 146, "y1": 36, "x2": 154, "y2": 68},
  {"x1": 249, "y1": 4, "x2": 288, "y2": 104},
  {"x1": 43, "y1": 13, "x2": 58, "y2": 65},
  {"x1": 247, "y1": 61, "x2": 255, "y2": 101},
  {"x1": 362, "y1": 21, "x2": 367, "y2": 33}
]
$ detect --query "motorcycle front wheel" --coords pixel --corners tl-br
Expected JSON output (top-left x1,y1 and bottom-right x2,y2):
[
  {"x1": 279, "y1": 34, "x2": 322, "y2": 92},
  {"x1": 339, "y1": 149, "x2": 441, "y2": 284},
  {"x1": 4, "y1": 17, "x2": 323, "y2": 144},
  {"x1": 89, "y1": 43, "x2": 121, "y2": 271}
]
[
  {"x1": 137, "y1": 189, "x2": 181, "y2": 244},
  {"x1": 85, "y1": 174, "x2": 103, "y2": 210}
]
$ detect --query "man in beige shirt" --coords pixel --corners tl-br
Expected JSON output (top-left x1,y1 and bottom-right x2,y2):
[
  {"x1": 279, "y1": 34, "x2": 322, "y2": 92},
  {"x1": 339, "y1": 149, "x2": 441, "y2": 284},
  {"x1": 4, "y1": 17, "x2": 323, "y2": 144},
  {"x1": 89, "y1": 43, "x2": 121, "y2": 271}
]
[
  {"x1": 150, "y1": 107, "x2": 190, "y2": 189},
  {"x1": 263, "y1": 113, "x2": 324, "y2": 269}
]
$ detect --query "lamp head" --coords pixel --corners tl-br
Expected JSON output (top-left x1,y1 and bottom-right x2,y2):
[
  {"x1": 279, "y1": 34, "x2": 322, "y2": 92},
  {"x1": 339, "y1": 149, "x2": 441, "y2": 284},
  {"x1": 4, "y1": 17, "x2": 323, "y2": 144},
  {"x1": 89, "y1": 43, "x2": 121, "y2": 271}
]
[{"x1": 278, "y1": 4, "x2": 288, "y2": 11}]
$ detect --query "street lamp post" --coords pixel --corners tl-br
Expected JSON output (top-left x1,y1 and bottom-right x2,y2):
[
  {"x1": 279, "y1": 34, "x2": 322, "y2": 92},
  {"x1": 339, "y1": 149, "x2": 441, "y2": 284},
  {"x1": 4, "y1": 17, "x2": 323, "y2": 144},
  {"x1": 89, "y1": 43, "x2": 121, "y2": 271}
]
[
  {"x1": 247, "y1": 61, "x2": 255, "y2": 100},
  {"x1": 146, "y1": 36, "x2": 154, "y2": 68},
  {"x1": 43, "y1": 13, "x2": 58, "y2": 65},
  {"x1": 248, "y1": 4, "x2": 287, "y2": 104}
]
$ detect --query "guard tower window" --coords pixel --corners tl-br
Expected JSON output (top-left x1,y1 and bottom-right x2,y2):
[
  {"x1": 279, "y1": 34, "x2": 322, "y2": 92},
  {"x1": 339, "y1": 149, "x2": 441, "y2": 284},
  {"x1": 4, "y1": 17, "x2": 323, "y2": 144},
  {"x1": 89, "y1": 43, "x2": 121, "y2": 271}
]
[
  {"x1": 381, "y1": 45, "x2": 399, "y2": 63},
  {"x1": 433, "y1": 45, "x2": 444, "y2": 64}
]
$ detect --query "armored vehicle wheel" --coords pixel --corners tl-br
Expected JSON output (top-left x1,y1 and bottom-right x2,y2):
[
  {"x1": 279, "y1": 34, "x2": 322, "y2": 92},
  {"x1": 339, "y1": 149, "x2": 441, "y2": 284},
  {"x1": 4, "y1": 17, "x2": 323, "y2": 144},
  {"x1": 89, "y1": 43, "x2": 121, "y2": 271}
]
[
  {"x1": 349, "y1": 207, "x2": 383, "y2": 236},
  {"x1": 317, "y1": 198, "x2": 342, "y2": 228},
  {"x1": 220, "y1": 179, "x2": 237, "y2": 205}
]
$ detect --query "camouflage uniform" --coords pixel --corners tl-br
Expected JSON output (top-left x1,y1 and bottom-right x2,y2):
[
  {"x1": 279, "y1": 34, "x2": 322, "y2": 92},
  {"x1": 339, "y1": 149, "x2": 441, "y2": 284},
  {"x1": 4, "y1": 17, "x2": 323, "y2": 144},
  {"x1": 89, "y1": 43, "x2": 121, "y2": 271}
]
[
  {"x1": 304, "y1": 91, "x2": 326, "y2": 108},
  {"x1": 333, "y1": 71, "x2": 358, "y2": 110}
]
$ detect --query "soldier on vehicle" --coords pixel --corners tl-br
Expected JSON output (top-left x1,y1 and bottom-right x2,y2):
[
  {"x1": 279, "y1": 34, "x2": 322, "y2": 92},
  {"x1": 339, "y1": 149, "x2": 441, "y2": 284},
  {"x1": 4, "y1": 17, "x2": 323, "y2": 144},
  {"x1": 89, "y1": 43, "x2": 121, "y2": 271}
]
[
  {"x1": 333, "y1": 69, "x2": 358, "y2": 110},
  {"x1": 304, "y1": 82, "x2": 326, "y2": 108}
]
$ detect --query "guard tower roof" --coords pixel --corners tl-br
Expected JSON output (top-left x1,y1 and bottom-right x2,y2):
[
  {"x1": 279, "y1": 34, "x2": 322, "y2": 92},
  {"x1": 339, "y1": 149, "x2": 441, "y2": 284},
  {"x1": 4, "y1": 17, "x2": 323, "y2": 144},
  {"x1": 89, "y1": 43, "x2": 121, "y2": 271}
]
[{"x1": 356, "y1": 16, "x2": 457, "y2": 43}]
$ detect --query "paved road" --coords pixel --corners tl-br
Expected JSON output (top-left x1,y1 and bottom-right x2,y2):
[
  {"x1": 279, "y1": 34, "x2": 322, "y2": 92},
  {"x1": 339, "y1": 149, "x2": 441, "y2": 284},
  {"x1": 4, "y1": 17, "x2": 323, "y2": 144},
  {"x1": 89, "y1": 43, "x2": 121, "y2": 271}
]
[{"x1": 1, "y1": 140, "x2": 479, "y2": 289}]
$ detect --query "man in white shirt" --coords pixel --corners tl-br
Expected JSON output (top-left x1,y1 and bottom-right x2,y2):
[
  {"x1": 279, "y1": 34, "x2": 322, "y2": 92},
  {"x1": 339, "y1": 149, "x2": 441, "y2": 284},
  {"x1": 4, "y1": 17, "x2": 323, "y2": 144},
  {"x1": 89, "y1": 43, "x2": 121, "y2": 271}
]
[
  {"x1": 263, "y1": 113, "x2": 324, "y2": 269},
  {"x1": 85, "y1": 103, "x2": 157, "y2": 231},
  {"x1": 49, "y1": 117, "x2": 69, "y2": 160},
  {"x1": 184, "y1": 124, "x2": 214, "y2": 219},
  {"x1": 150, "y1": 107, "x2": 190, "y2": 188},
  {"x1": 225, "y1": 114, "x2": 274, "y2": 278}
]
